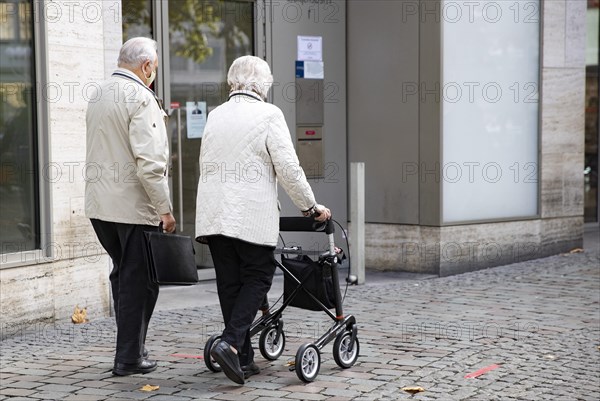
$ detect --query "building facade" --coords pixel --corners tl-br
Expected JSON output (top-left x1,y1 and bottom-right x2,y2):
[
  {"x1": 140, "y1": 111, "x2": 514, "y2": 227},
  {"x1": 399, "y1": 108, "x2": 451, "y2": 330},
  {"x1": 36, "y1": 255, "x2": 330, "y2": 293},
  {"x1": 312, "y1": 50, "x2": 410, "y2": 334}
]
[
  {"x1": 348, "y1": 0, "x2": 592, "y2": 275},
  {"x1": 0, "y1": 0, "x2": 595, "y2": 330}
]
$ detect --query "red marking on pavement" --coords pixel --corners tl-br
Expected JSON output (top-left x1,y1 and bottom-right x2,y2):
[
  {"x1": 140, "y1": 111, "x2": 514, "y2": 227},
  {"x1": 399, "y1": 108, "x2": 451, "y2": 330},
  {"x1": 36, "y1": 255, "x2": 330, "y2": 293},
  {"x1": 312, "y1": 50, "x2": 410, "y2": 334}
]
[
  {"x1": 464, "y1": 364, "x2": 500, "y2": 378},
  {"x1": 170, "y1": 353, "x2": 204, "y2": 359}
]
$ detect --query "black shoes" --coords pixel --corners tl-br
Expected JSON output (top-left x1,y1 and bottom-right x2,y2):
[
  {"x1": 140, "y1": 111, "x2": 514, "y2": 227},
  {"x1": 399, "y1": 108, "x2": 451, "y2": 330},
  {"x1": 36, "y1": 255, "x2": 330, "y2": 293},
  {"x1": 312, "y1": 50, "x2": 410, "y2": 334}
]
[
  {"x1": 210, "y1": 341, "x2": 245, "y2": 384},
  {"x1": 113, "y1": 359, "x2": 157, "y2": 376},
  {"x1": 241, "y1": 361, "x2": 260, "y2": 380}
]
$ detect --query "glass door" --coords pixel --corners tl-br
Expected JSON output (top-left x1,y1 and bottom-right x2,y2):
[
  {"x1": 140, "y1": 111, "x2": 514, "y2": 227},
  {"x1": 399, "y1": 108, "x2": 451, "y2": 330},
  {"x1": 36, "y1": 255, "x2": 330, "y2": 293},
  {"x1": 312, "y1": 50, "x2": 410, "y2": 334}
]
[
  {"x1": 122, "y1": 0, "x2": 258, "y2": 276},
  {"x1": 166, "y1": 0, "x2": 256, "y2": 274}
]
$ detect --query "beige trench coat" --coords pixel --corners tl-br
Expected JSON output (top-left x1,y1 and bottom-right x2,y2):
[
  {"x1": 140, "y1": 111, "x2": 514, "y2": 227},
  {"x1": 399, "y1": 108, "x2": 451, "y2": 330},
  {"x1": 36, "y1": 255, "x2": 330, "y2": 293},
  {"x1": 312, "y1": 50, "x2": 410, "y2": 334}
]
[{"x1": 85, "y1": 68, "x2": 172, "y2": 226}]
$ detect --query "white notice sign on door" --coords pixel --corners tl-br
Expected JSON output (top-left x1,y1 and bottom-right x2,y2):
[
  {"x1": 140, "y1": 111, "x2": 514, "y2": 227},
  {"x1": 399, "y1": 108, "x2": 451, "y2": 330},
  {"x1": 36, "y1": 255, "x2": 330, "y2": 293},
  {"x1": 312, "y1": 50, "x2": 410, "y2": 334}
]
[
  {"x1": 186, "y1": 101, "x2": 206, "y2": 139},
  {"x1": 297, "y1": 36, "x2": 323, "y2": 61},
  {"x1": 304, "y1": 61, "x2": 324, "y2": 79}
]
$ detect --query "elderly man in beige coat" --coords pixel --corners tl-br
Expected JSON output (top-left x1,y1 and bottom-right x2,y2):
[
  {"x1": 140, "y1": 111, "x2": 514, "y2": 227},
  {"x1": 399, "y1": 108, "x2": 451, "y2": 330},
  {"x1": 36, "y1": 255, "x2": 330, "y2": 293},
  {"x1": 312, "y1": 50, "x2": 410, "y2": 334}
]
[
  {"x1": 85, "y1": 37, "x2": 175, "y2": 376},
  {"x1": 195, "y1": 55, "x2": 331, "y2": 385}
]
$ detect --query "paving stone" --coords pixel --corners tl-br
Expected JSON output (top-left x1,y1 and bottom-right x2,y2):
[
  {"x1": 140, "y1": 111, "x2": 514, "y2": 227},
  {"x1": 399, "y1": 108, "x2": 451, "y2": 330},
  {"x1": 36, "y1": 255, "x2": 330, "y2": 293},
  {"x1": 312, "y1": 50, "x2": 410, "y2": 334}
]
[
  {"x1": 68, "y1": 372, "x2": 113, "y2": 380},
  {"x1": 29, "y1": 391, "x2": 72, "y2": 399},
  {"x1": 40, "y1": 376, "x2": 85, "y2": 385},
  {"x1": 64, "y1": 395, "x2": 106, "y2": 401},
  {"x1": 106, "y1": 391, "x2": 153, "y2": 400},
  {"x1": 0, "y1": 388, "x2": 37, "y2": 397},
  {"x1": 211, "y1": 393, "x2": 258, "y2": 401},
  {"x1": 35, "y1": 383, "x2": 85, "y2": 393},
  {"x1": 0, "y1": 398, "x2": 32, "y2": 401},
  {"x1": 0, "y1": 248, "x2": 598, "y2": 400},
  {"x1": 170, "y1": 389, "x2": 220, "y2": 398},
  {"x1": 10, "y1": 368, "x2": 57, "y2": 376},
  {"x1": 286, "y1": 392, "x2": 328, "y2": 400},
  {"x1": 76, "y1": 387, "x2": 121, "y2": 396},
  {"x1": 72, "y1": 380, "x2": 112, "y2": 388},
  {"x1": 107, "y1": 399, "x2": 153, "y2": 401},
  {"x1": 145, "y1": 396, "x2": 195, "y2": 401},
  {"x1": 50, "y1": 370, "x2": 82, "y2": 378}
]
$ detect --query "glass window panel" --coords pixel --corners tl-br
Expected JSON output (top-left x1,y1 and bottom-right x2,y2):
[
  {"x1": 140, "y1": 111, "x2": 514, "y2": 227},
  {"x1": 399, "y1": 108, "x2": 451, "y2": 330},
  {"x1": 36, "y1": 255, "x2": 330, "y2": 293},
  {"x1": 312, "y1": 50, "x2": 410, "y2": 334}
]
[
  {"x1": 584, "y1": 3, "x2": 599, "y2": 222},
  {"x1": 167, "y1": 0, "x2": 254, "y2": 266},
  {"x1": 18, "y1": 3, "x2": 31, "y2": 40},
  {"x1": 122, "y1": 0, "x2": 153, "y2": 41},
  {"x1": 168, "y1": 0, "x2": 254, "y2": 110},
  {"x1": 0, "y1": 3, "x2": 16, "y2": 40},
  {"x1": 442, "y1": 0, "x2": 540, "y2": 222},
  {"x1": 0, "y1": 0, "x2": 38, "y2": 253}
]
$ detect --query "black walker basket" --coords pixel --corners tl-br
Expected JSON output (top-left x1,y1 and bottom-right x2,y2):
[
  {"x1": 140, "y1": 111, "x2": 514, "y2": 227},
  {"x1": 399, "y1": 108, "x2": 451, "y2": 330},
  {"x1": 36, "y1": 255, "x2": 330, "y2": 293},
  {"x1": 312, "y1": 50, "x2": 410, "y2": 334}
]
[
  {"x1": 204, "y1": 217, "x2": 359, "y2": 383},
  {"x1": 281, "y1": 253, "x2": 336, "y2": 311}
]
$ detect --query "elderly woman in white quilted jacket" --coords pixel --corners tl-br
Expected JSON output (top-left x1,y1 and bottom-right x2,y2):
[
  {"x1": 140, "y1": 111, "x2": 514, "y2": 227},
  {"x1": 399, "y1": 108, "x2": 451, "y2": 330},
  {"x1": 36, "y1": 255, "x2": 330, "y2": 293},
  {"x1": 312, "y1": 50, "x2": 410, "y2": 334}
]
[{"x1": 194, "y1": 55, "x2": 331, "y2": 385}]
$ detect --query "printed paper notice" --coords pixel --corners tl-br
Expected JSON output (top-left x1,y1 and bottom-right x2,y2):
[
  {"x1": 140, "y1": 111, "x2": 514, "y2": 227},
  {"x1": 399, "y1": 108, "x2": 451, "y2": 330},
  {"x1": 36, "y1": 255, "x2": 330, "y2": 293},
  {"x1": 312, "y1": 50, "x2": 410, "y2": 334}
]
[
  {"x1": 186, "y1": 101, "x2": 206, "y2": 139},
  {"x1": 304, "y1": 61, "x2": 324, "y2": 79},
  {"x1": 297, "y1": 36, "x2": 322, "y2": 61}
]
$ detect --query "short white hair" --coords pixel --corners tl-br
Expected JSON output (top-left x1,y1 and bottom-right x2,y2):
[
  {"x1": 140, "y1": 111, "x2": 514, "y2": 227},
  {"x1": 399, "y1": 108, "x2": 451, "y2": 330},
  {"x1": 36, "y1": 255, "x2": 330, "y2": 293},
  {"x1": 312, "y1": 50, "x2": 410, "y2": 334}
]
[
  {"x1": 118, "y1": 37, "x2": 157, "y2": 68},
  {"x1": 227, "y1": 56, "x2": 273, "y2": 99}
]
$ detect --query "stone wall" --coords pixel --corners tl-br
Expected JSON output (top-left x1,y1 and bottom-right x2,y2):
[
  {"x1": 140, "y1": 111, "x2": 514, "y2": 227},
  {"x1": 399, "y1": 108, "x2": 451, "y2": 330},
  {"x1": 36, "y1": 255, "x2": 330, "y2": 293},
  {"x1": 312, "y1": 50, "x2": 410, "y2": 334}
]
[
  {"x1": 364, "y1": 217, "x2": 583, "y2": 275},
  {"x1": 541, "y1": 0, "x2": 586, "y2": 219},
  {"x1": 0, "y1": 1, "x2": 121, "y2": 332}
]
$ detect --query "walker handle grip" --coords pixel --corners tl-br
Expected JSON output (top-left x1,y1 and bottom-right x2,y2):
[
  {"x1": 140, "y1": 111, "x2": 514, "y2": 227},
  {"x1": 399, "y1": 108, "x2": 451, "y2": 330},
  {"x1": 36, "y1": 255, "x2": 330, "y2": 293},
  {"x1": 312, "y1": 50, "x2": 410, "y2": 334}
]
[{"x1": 279, "y1": 217, "x2": 334, "y2": 234}]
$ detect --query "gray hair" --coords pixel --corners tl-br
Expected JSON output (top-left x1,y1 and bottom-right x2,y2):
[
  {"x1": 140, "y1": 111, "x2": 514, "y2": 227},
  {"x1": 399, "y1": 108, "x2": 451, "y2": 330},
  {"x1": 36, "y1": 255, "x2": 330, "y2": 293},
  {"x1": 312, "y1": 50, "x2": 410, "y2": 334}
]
[
  {"x1": 227, "y1": 56, "x2": 273, "y2": 99},
  {"x1": 117, "y1": 37, "x2": 157, "y2": 68}
]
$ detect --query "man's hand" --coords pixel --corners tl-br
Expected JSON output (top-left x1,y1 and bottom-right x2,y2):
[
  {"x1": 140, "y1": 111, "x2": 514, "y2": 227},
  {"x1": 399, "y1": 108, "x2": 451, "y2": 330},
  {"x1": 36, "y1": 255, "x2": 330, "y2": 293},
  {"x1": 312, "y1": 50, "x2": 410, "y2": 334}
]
[{"x1": 160, "y1": 213, "x2": 176, "y2": 233}]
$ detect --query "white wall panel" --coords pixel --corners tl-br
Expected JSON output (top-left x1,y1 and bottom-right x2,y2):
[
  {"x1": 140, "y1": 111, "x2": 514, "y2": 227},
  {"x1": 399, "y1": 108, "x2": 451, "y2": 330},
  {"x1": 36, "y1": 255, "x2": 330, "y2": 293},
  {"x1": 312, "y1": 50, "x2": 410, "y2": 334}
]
[{"x1": 442, "y1": 0, "x2": 540, "y2": 222}]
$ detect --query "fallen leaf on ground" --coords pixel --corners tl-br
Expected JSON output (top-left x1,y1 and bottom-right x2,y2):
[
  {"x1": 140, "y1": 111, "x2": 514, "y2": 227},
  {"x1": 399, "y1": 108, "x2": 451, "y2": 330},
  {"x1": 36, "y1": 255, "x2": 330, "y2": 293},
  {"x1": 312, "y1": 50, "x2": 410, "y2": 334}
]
[
  {"x1": 561, "y1": 248, "x2": 584, "y2": 256},
  {"x1": 286, "y1": 360, "x2": 295, "y2": 366},
  {"x1": 402, "y1": 386, "x2": 425, "y2": 394},
  {"x1": 71, "y1": 306, "x2": 88, "y2": 324},
  {"x1": 140, "y1": 384, "x2": 160, "y2": 392}
]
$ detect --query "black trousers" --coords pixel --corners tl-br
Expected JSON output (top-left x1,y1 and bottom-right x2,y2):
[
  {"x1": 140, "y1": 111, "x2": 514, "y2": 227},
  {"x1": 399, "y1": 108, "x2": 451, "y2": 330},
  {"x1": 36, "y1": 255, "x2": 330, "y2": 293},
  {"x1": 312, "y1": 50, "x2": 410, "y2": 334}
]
[
  {"x1": 90, "y1": 219, "x2": 159, "y2": 364},
  {"x1": 207, "y1": 235, "x2": 276, "y2": 366}
]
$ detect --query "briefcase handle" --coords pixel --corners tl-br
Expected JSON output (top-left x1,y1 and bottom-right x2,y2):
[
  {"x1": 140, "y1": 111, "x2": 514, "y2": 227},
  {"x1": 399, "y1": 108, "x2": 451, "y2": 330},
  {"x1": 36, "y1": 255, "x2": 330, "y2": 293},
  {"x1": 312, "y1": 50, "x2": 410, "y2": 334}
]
[{"x1": 158, "y1": 221, "x2": 172, "y2": 233}]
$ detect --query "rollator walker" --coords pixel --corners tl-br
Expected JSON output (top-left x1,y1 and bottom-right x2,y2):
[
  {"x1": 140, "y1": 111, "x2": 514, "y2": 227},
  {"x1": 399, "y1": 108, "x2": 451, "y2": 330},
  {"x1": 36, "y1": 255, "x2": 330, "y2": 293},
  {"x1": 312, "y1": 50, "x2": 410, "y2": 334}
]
[{"x1": 204, "y1": 217, "x2": 359, "y2": 382}]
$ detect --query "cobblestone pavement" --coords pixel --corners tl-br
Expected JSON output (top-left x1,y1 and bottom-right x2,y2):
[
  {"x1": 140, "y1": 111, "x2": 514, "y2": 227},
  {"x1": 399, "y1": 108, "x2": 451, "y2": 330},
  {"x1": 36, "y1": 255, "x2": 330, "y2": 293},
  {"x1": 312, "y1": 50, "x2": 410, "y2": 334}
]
[{"x1": 1, "y1": 231, "x2": 599, "y2": 400}]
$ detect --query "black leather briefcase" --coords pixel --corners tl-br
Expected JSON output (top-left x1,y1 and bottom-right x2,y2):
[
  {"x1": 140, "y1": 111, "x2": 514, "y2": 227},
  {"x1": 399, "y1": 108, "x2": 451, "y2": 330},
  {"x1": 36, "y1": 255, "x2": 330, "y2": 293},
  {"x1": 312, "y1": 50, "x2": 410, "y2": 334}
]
[{"x1": 144, "y1": 226, "x2": 199, "y2": 286}]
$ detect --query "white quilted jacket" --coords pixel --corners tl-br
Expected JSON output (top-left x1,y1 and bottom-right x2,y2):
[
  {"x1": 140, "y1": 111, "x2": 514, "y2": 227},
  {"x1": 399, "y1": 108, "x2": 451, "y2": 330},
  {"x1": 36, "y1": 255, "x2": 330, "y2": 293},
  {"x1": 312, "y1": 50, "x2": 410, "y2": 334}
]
[{"x1": 195, "y1": 90, "x2": 317, "y2": 246}]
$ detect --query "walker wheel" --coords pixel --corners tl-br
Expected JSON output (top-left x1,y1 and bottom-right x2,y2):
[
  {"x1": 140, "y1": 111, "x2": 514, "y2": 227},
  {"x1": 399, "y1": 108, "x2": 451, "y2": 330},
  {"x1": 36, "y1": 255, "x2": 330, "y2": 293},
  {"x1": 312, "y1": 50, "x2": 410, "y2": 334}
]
[
  {"x1": 204, "y1": 334, "x2": 222, "y2": 372},
  {"x1": 295, "y1": 343, "x2": 320, "y2": 382},
  {"x1": 333, "y1": 331, "x2": 359, "y2": 369},
  {"x1": 259, "y1": 325, "x2": 285, "y2": 360}
]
